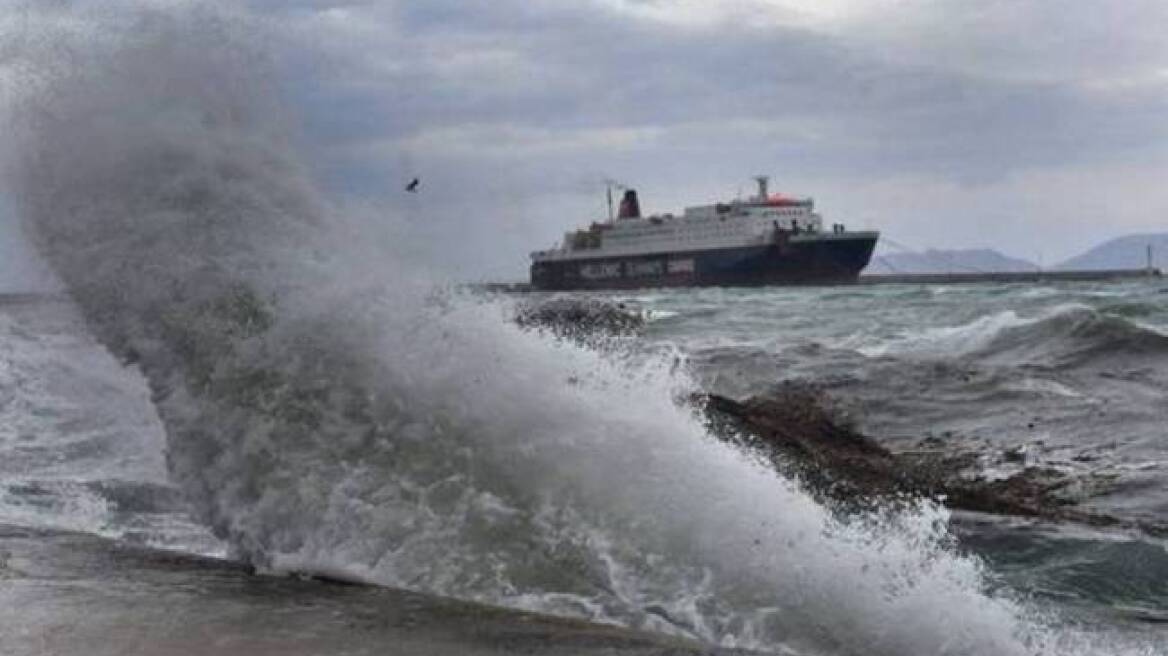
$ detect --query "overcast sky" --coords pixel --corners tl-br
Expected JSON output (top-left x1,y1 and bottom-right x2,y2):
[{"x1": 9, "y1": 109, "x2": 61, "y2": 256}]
[
  {"x1": 5, "y1": 1, "x2": 1168, "y2": 283},
  {"x1": 251, "y1": 0, "x2": 1168, "y2": 279}
]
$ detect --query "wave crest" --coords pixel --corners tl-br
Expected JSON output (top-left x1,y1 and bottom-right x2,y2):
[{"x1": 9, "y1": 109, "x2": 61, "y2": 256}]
[{"x1": 861, "y1": 303, "x2": 1168, "y2": 368}]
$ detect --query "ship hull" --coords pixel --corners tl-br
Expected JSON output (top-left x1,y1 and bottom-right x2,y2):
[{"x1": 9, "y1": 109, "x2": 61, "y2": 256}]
[{"x1": 530, "y1": 234, "x2": 878, "y2": 291}]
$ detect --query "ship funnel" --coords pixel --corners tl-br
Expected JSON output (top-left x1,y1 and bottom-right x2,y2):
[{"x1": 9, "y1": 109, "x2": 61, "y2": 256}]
[
  {"x1": 754, "y1": 175, "x2": 769, "y2": 201},
  {"x1": 618, "y1": 189, "x2": 641, "y2": 219}
]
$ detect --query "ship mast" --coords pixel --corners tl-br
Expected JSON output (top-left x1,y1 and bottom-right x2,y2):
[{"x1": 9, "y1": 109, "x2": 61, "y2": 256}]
[{"x1": 754, "y1": 175, "x2": 769, "y2": 201}]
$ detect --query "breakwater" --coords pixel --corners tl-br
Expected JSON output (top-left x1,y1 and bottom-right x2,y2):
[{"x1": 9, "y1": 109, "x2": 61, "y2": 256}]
[
  {"x1": 479, "y1": 267, "x2": 1161, "y2": 293},
  {"x1": 858, "y1": 268, "x2": 1161, "y2": 285}
]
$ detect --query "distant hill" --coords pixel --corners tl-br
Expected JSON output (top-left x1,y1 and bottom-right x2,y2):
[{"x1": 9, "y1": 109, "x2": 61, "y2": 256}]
[
  {"x1": 1055, "y1": 233, "x2": 1168, "y2": 271},
  {"x1": 866, "y1": 248, "x2": 1038, "y2": 274}
]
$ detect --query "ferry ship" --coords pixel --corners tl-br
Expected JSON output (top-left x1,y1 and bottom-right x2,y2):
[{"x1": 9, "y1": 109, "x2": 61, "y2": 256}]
[{"x1": 530, "y1": 176, "x2": 879, "y2": 290}]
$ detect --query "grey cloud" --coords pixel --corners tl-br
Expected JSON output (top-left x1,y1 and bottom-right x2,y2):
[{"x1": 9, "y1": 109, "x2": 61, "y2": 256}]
[{"x1": 270, "y1": 1, "x2": 1165, "y2": 176}]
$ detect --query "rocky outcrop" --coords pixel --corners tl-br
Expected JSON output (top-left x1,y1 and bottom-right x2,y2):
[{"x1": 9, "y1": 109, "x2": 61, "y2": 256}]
[{"x1": 698, "y1": 383, "x2": 1167, "y2": 537}]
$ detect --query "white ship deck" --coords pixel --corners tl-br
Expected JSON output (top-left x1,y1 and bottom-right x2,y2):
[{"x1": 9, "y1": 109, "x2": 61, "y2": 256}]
[{"x1": 531, "y1": 176, "x2": 872, "y2": 263}]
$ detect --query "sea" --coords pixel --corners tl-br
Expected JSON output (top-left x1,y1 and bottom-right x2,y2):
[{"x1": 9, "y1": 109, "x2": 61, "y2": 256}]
[
  {"x1": 3, "y1": 5, "x2": 1167, "y2": 655},
  {"x1": 2, "y1": 281, "x2": 1167, "y2": 655}
]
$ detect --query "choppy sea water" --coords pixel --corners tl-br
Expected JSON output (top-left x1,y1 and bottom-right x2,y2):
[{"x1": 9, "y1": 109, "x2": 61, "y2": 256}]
[
  {"x1": 627, "y1": 282, "x2": 1168, "y2": 629},
  {"x1": 0, "y1": 295, "x2": 220, "y2": 555},
  {"x1": 3, "y1": 281, "x2": 1167, "y2": 654}
]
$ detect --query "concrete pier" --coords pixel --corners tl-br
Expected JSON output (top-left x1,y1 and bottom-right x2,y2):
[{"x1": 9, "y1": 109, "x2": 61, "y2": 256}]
[{"x1": 1, "y1": 525, "x2": 752, "y2": 656}]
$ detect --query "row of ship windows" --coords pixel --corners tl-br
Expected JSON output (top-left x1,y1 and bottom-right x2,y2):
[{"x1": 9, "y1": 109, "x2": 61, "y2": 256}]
[
  {"x1": 614, "y1": 213, "x2": 802, "y2": 238},
  {"x1": 613, "y1": 226, "x2": 746, "y2": 240},
  {"x1": 610, "y1": 234, "x2": 745, "y2": 247},
  {"x1": 613, "y1": 233, "x2": 738, "y2": 243}
]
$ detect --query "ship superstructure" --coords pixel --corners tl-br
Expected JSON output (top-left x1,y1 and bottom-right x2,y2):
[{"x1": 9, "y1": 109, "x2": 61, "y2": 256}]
[{"x1": 530, "y1": 176, "x2": 878, "y2": 290}]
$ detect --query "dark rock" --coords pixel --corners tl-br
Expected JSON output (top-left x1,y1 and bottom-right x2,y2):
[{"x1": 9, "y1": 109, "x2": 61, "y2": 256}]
[
  {"x1": 697, "y1": 384, "x2": 1168, "y2": 537},
  {"x1": 514, "y1": 297, "x2": 645, "y2": 345},
  {"x1": 1003, "y1": 445, "x2": 1028, "y2": 463}
]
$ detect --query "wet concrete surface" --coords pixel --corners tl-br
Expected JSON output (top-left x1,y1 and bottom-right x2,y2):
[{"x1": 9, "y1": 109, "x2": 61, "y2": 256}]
[{"x1": 0, "y1": 525, "x2": 756, "y2": 656}]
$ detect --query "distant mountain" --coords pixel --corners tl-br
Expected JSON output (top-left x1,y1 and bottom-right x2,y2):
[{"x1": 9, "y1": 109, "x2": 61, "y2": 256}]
[
  {"x1": 1055, "y1": 233, "x2": 1168, "y2": 271},
  {"x1": 866, "y1": 248, "x2": 1038, "y2": 274}
]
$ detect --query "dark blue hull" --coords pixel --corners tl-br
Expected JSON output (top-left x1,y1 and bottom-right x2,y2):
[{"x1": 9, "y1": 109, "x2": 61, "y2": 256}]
[{"x1": 530, "y1": 234, "x2": 878, "y2": 290}]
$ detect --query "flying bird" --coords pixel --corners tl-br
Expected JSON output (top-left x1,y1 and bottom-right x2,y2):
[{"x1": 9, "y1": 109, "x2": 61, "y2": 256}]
[{"x1": 405, "y1": 178, "x2": 420, "y2": 192}]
